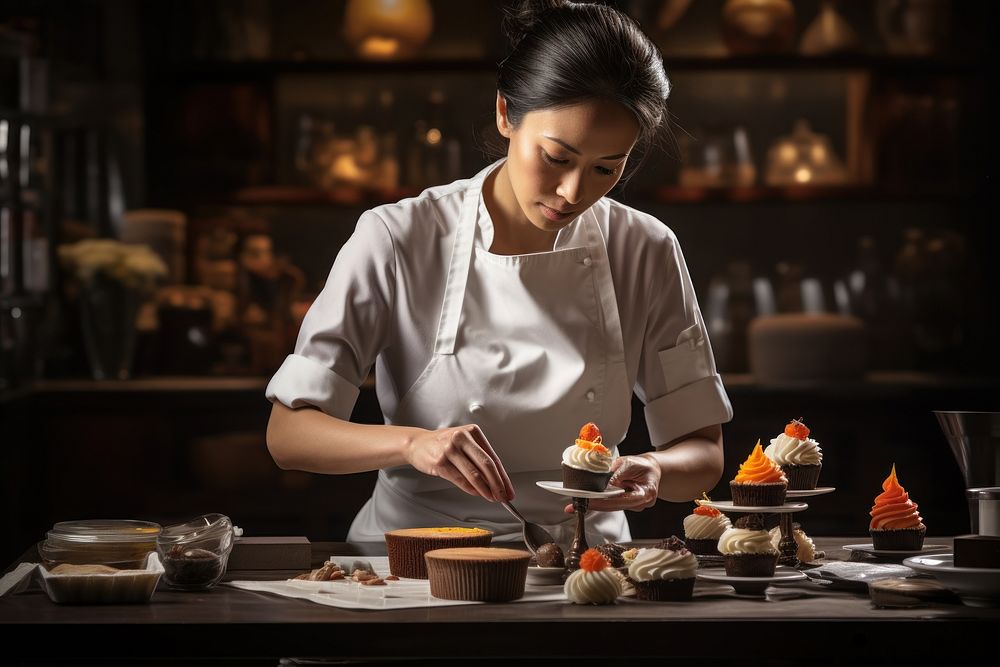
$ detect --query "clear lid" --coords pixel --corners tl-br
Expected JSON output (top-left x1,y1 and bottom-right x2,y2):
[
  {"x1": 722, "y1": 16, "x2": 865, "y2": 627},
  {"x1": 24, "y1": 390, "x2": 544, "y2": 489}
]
[
  {"x1": 46, "y1": 520, "x2": 162, "y2": 545},
  {"x1": 157, "y1": 514, "x2": 233, "y2": 550}
]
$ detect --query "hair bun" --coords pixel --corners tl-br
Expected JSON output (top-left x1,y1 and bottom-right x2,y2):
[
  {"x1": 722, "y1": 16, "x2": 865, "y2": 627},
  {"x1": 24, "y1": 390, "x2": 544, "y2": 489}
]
[{"x1": 502, "y1": 0, "x2": 571, "y2": 47}]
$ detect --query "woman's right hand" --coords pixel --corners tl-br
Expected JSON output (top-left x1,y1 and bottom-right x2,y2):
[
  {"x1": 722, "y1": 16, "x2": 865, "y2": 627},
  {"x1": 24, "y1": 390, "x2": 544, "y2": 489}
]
[{"x1": 404, "y1": 425, "x2": 514, "y2": 502}]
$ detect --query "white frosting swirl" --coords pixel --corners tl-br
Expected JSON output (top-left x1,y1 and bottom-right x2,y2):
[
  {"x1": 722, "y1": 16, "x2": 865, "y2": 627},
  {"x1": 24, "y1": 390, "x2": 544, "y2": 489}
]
[
  {"x1": 768, "y1": 527, "x2": 817, "y2": 562},
  {"x1": 564, "y1": 567, "x2": 621, "y2": 604},
  {"x1": 683, "y1": 512, "x2": 732, "y2": 540},
  {"x1": 717, "y1": 527, "x2": 778, "y2": 555},
  {"x1": 561, "y1": 444, "x2": 613, "y2": 473},
  {"x1": 627, "y1": 548, "x2": 697, "y2": 582},
  {"x1": 765, "y1": 433, "x2": 822, "y2": 466}
]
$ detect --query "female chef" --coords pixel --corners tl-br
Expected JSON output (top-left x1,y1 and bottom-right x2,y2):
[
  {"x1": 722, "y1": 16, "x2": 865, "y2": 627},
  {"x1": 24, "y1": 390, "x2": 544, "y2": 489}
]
[{"x1": 265, "y1": 0, "x2": 733, "y2": 545}]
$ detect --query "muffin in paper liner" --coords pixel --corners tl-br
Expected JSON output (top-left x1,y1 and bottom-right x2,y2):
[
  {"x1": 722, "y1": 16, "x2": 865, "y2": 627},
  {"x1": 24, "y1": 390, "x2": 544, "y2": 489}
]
[
  {"x1": 870, "y1": 526, "x2": 926, "y2": 551},
  {"x1": 424, "y1": 547, "x2": 531, "y2": 602},
  {"x1": 724, "y1": 552, "x2": 778, "y2": 577},
  {"x1": 782, "y1": 463, "x2": 822, "y2": 490},
  {"x1": 730, "y1": 480, "x2": 787, "y2": 507},
  {"x1": 385, "y1": 527, "x2": 493, "y2": 579}
]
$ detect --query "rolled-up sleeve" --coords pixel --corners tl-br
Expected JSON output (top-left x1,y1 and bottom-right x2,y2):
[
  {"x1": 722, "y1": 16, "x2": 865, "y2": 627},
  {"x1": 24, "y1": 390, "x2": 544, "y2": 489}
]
[
  {"x1": 265, "y1": 211, "x2": 395, "y2": 420},
  {"x1": 635, "y1": 231, "x2": 732, "y2": 447}
]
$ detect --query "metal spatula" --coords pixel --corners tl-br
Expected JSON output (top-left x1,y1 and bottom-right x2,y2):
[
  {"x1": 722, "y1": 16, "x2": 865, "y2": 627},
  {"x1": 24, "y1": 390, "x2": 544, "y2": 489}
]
[{"x1": 500, "y1": 500, "x2": 556, "y2": 554}]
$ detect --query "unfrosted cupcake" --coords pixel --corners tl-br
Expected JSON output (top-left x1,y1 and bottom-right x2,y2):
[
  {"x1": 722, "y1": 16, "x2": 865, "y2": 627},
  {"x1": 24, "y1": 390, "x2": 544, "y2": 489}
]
[
  {"x1": 683, "y1": 500, "x2": 732, "y2": 555},
  {"x1": 718, "y1": 514, "x2": 779, "y2": 577},
  {"x1": 561, "y1": 422, "x2": 614, "y2": 492},
  {"x1": 564, "y1": 548, "x2": 621, "y2": 605},
  {"x1": 765, "y1": 418, "x2": 823, "y2": 490},
  {"x1": 730, "y1": 441, "x2": 788, "y2": 507},
  {"x1": 627, "y1": 536, "x2": 698, "y2": 601},
  {"x1": 869, "y1": 465, "x2": 926, "y2": 550}
]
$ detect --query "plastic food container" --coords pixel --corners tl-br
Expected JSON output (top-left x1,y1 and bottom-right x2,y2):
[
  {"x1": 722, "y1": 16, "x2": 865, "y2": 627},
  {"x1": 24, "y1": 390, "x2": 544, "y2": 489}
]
[
  {"x1": 39, "y1": 520, "x2": 162, "y2": 570},
  {"x1": 39, "y1": 552, "x2": 164, "y2": 604},
  {"x1": 157, "y1": 513, "x2": 234, "y2": 591}
]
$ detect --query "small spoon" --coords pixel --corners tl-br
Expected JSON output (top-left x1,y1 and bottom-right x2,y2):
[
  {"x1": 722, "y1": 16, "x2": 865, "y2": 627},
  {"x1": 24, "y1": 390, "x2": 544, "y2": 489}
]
[{"x1": 500, "y1": 500, "x2": 556, "y2": 554}]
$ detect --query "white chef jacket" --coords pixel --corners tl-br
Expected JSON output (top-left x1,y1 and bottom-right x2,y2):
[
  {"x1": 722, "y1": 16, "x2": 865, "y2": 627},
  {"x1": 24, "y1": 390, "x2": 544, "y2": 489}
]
[{"x1": 266, "y1": 164, "x2": 733, "y2": 542}]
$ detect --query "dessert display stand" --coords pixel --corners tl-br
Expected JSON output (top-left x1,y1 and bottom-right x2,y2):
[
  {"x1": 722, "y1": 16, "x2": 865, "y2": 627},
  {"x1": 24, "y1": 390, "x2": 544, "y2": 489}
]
[{"x1": 535, "y1": 482, "x2": 625, "y2": 571}]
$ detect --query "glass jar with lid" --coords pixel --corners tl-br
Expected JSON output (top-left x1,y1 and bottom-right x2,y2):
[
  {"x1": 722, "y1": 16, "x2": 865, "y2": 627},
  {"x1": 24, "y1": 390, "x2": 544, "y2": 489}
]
[
  {"x1": 39, "y1": 519, "x2": 162, "y2": 570},
  {"x1": 156, "y1": 513, "x2": 234, "y2": 591}
]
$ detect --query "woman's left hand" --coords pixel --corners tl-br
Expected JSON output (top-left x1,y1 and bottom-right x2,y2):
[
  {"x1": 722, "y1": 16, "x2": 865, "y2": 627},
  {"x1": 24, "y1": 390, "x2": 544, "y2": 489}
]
[{"x1": 563, "y1": 454, "x2": 661, "y2": 513}]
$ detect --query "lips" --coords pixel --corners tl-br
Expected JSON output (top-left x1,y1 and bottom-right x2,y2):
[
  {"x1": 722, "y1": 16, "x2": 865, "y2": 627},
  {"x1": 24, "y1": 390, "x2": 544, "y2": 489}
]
[{"x1": 539, "y1": 203, "x2": 575, "y2": 222}]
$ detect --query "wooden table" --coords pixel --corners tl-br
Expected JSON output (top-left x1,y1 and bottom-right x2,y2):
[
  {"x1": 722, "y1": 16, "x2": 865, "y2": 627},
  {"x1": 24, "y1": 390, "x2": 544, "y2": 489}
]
[{"x1": 1, "y1": 538, "x2": 997, "y2": 663}]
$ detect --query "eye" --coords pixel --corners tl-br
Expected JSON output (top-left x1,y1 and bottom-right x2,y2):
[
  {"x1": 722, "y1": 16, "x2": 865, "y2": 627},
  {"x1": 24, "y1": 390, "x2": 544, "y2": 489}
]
[
  {"x1": 595, "y1": 165, "x2": 618, "y2": 177},
  {"x1": 541, "y1": 150, "x2": 569, "y2": 166}
]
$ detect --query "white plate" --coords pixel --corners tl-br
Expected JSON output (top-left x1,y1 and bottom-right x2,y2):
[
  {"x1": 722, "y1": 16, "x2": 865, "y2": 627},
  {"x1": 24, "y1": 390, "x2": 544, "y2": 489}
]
[
  {"x1": 903, "y1": 554, "x2": 1000, "y2": 608},
  {"x1": 696, "y1": 567, "x2": 807, "y2": 595},
  {"x1": 843, "y1": 543, "x2": 950, "y2": 558},
  {"x1": 785, "y1": 487, "x2": 836, "y2": 498},
  {"x1": 535, "y1": 481, "x2": 626, "y2": 499},
  {"x1": 526, "y1": 566, "x2": 565, "y2": 586},
  {"x1": 699, "y1": 500, "x2": 808, "y2": 514}
]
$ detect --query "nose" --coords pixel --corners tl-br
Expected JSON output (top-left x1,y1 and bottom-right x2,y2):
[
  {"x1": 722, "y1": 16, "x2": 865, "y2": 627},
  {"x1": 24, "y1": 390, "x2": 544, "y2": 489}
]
[{"x1": 556, "y1": 169, "x2": 583, "y2": 206}]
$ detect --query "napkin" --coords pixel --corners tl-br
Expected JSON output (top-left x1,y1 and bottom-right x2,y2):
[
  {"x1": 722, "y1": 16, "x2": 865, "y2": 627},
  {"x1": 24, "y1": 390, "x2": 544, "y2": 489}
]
[{"x1": 225, "y1": 556, "x2": 566, "y2": 610}]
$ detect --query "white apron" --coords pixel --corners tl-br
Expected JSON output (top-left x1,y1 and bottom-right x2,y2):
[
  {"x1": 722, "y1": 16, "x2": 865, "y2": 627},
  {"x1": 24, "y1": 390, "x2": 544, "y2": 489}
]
[{"x1": 348, "y1": 161, "x2": 634, "y2": 545}]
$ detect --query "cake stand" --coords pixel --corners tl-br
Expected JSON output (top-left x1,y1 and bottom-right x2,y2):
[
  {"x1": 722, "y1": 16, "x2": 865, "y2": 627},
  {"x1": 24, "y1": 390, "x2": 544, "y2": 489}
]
[
  {"x1": 535, "y1": 481, "x2": 625, "y2": 570},
  {"x1": 698, "y1": 500, "x2": 809, "y2": 567},
  {"x1": 781, "y1": 487, "x2": 835, "y2": 565}
]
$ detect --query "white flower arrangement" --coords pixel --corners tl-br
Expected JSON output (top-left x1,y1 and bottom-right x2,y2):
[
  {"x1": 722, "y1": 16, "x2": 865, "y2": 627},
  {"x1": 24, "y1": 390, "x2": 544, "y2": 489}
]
[{"x1": 58, "y1": 239, "x2": 168, "y2": 292}]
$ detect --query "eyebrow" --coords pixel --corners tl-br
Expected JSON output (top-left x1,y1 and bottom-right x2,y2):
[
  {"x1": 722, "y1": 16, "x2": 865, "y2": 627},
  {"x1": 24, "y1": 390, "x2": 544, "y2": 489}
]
[{"x1": 543, "y1": 136, "x2": 628, "y2": 161}]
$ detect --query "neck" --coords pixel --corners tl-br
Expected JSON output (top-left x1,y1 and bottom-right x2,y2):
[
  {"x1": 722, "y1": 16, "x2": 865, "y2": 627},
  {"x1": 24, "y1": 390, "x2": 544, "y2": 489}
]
[{"x1": 483, "y1": 163, "x2": 557, "y2": 255}]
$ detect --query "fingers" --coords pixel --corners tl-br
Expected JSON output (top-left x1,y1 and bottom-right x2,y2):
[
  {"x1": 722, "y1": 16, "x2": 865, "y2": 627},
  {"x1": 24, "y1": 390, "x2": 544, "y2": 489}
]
[
  {"x1": 443, "y1": 426, "x2": 509, "y2": 501},
  {"x1": 466, "y1": 425, "x2": 515, "y2": 500}
]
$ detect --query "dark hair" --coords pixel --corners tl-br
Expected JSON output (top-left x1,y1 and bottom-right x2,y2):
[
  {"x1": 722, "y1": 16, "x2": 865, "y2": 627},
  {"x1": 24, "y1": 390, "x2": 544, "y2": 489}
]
[{"x1": 496, "y1": 0, "x2": 671, "y2": 179}]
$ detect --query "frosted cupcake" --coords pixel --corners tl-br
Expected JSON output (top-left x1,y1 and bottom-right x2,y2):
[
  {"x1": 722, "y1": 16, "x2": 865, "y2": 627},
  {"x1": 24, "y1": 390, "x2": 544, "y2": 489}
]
[
  {"x1": 730, "y1": 441, "x2": 788, "y2": 507},
  {"x1": 683, "y1": 498, "x2": 732, "y2": 556},
  {"x1": 869, "y1": 465, "x2": 926, "y2": 550},
  {"x1": 718, "y1": 514, "x2": 779, "y2": 577},
  {"x1": 564, "y1": 548, "x2": 621, "y2": 605},
  {"x1": 562, "y1": 422, "x2": 614, "y2": 492},
  {"x1": 765, "y1": 418, "x2": 823, "y2": 490},
  {"x1": 768, "y1": 524, "x2": 818, "y2": 563},
  {"x1": 627, "y1": 536, "x2": 698, "y2": 601}
]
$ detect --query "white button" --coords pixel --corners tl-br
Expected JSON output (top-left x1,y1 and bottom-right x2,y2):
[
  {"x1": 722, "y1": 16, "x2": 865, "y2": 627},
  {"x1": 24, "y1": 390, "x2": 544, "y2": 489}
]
[
  {"x1": 585, "y1": 390, "x2": 596, "y2": 402},
  {"x1": 582, "y1": 257, "x2": 593, "y2": 267},
  {"x1": 469, "y1": 403, "x2": 483, "y2": 414}
]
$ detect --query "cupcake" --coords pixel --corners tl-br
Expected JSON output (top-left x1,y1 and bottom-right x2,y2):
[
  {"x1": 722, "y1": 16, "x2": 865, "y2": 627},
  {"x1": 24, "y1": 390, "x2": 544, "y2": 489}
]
[
  {"x1": 627, "y1": 536, "x2": 698, "y2": 601},
  {"x1": 730, "y1": 441, "x2": 788, "y2": 507},
  {"x1": 384, "y1": 527, "x2": 493, "y2": 579},
  {"x1": 764, "y1": 418, "x2": 823, "y2": 490},
  {"x1": 561, "y1": 422, "x2": 614, "y2": 492},
  {"x1": 683, "y1": 498, "x2": 732, "y2": 555},
  {"x1": 718, "y1": 514, "x2": 779, "y2": 577},
  {"x1": 424, "y1": 547, "x2": 531, "y2": 602},
  {"x1": 768, "y1": 524, "x2": 818, "y2": 563},
  {"x1": 869, "y1": 465, "x2": 926, "y2": 550},
  {"x1": 563, "y1": 548, "x2": 621, "y2": 605}
]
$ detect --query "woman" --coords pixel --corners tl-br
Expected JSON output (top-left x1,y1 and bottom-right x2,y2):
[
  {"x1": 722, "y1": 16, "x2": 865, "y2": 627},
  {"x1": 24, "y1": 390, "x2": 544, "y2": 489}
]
[{"x1": 266, "y1": 0, "x2": 733, "y2": 545}]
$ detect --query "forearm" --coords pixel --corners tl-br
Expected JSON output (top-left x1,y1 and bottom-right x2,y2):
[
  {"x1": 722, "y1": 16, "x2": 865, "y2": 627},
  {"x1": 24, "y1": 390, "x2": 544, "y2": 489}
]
[
  {"x1": 639, "y1": 424, "x2": 724, "y2": 502},
  {"x1": 266, "y1": 401, "x2": 424, "y2": 474}
]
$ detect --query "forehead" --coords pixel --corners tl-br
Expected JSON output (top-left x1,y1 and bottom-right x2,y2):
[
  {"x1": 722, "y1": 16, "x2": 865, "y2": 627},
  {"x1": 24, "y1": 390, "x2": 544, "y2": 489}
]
[{"x1": 520, "y1": 99, "x2": 640, "y2": 155}]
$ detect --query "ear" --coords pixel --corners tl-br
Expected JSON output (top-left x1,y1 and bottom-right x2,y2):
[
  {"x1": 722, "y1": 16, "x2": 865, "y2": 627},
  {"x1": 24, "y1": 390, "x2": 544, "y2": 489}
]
[{"x1": 496, "y1": 92, "x2": 513, "y2": 139}]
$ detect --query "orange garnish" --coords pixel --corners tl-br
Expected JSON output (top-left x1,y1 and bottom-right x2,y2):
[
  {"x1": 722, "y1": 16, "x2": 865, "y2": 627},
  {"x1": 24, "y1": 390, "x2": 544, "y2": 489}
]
[
  {"x1": 784, "y1": 418, "x2": 810, "y2": 440},
  {"x1": 733, "y1": 440, "x2": 787, "y2": 484},
  {"x1": 869, "y1": 464, "x2": 923, "y2": 530},
  {"x1": 579, "y1": 548, "x2": 610, "y2": 573},
  {"x1": 693, "y1": 505, "x2": 721, "y2": 517},
  {"x1": 575, "y1": 440, "x2": 610, "y2": 456},
  {"x1": 578, "y1": 422, "x2": 602, "y2": 443}
]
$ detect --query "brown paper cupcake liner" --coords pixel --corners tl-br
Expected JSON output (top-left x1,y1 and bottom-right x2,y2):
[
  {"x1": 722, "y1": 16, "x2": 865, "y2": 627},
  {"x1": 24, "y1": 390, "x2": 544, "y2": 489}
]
[
  {"x1": 425, "y1": 549, "x2": 531, "y2": 602},
  {"x1": 385, "y1": 532, "x2": 493, "y2": 579},
  {"x1": 730, "y1": 481, "x2": 787, "y2": 507},
  {"x1": 562, "y1": 464, "x2": 612, "y2": 492},
  {"x1": 724, "y1": 552, "x2": 778, "y2": 577},
  {"x1": 870, "y1": 525, "x2": 926, "y2": 551},
  {"x1": 683, "y1": 537, "x2": 721, "y2": 556},
  {"x1": 782, "y1": 464, "x2": 822, "y2": 490},
  {"x1": 630, "y1": 576, "x2": 695, "y2": 601}
]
